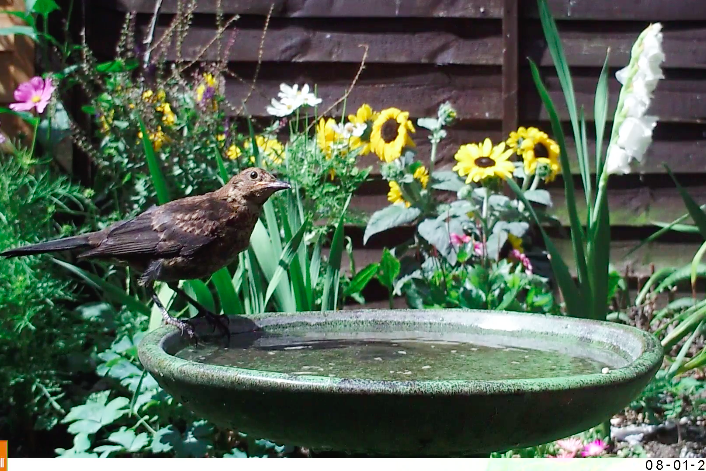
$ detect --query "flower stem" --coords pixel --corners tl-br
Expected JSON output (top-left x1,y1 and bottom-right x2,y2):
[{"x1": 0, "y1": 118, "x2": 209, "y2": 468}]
[{"x1": 29, "y1": 118, "x2": 40, "y2": 160}]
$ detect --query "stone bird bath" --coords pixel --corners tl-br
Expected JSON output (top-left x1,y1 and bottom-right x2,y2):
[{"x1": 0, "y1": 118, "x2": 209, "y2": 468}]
[{"x1": 138, "y1": 309, "x2": 662, "y2": 456}]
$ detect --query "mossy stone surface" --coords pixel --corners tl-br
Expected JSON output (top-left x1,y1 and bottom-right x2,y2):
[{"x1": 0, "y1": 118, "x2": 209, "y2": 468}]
[{"x1": 138, "y1": 309, "x2": 662, "y2": 456}]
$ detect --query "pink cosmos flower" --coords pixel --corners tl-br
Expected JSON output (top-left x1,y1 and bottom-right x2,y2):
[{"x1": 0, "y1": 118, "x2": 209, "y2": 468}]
[
  {"x1": 556, "y1": 438, "x2": 583, "y2": 455},
  {"x1": 450, "y1": 233, "x2": 471, "y2": 247},
  {"x1": 10, "y1": 76, "x2": 55, "y2": 114},
  {"x1": 581, "y1": 439, "x2": 607, "y2": 457}
]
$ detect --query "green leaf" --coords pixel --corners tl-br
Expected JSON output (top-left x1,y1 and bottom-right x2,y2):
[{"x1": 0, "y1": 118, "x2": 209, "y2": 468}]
[
  {"x1": 322, "y1": 195, "x2": 351, "y2": 311},
  {"x1": 692, "y1": 241, "x2": 706, "y2": 292},
  {"x1": 431, "y1": 171, "x2": 465, "y2": 192},
  {"x1": 0, "y1": 25, "x2": 37, "y2": 40},
  {"x1": 63, "y1": 393, "x2": 129, "y2": 435},
  {"x1": 594, "y1": 52, "x2": 610, "y2": 177},
  {"x1": 378, "y1": 249, "x2": 401, "y2": 290},
  {"x1": 0, "y1": 106, "x2": 40, "y2": 126},
  {"x1": 537, "y1": 0, "x2": 590, "y2": 200},
  {"x1": 529, "y1": 59, "x2": 590, "y2": 307},
  {"x1": 52, "y1": 259, "x2": 150, "y2": 316},
  {"x1": 26, "y1": 0, "x2": 60, "y2": 16},
  {"x1": 656, "y1": 264, "x2": 706, "y2": 294},
  {"x1": 37, "y1": 99, "x2": 72, "y2": 150},
  {"x1": 344, "y1": 263, "x2": 379, "y2": 297},
  {"x1": 507, "y1": 178, "x2": 585, "y2": 317},
  {"x1": 262, "y1": 218, "x2": 309, "y2": 308},
  {"x1": 486, "y1": 230, "x2": 508, "y2": 261},
  {"x1": 107, "y1": 428, "x2": 150, "y2": 452},
  {"x1": 364, "y1": 204, "x2": 421, "y2": 244},
  {"x1": 211, "y1": 267, "x2": 244, "y2": 314},
  {"x1": 418, "y1": 217, "x2": 457, "y2": 265},
  {"x1": 417, "y1": 117, "x2": 439, "y2": 131},
  {"x1": 224, "y1": 448, "x2": 249, "y2": 458},
  {"x1": 138, "y1": 116, "x2": 171, "y2": 205},
  {"x1": 523, "y1": 189, "x2": 552, "y2": 207},
  {"x1": 665, "y1": 165, "x2": 706, "y2": 239},
  {"x1": 96, "y1": 58, "x2": 140, "y2": 73},
  {"x1": 183, "y1": 279, "x2": 215, "y2": 315}
]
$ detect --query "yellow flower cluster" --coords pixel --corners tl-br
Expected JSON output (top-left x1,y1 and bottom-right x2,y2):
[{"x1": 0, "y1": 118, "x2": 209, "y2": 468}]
[
  {"x1": 506, "y1": 126, "x2": 561, "y2": 183},
  {"x1": 196, "y1": 73, "x2": 219, "y2": 111},
  {"x1": 316, "y1": 117, "x2": 362, "y2": 159},
  {"x1": 452, "y1": 127, "x2": 560, "y2": 184},
  {"x1": 138, "y1": 126, "x2": 169, "y2": 152},
  {"x1": 387, "y1": 166, "x2": 429, "y2": 207},
  {"x1": 227, "y1": 135, "x2": 284, "y2": 167}
]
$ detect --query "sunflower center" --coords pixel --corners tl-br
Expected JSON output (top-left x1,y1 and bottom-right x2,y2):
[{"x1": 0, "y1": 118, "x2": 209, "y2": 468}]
[
  {"x1": 474, "y1": 157, "x2": 496, "y2": 168},
  {"x1": 380, "y1": 119, "x2": 399, "y2": 143},
  {"x1": 534, "y1": 143, "x2": 549, "y2": 158}
]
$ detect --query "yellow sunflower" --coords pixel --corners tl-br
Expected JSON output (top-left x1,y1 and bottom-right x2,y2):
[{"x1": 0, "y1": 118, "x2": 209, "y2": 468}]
[
  {"x1": 228, "y1": 135, "x2": 284, "y2": 166},
  {"x1": 506, "y1": 126, "x2": 530, "y2": 155},
  {"x1": 347, "y1": 104, "x2": 378, "y2": 155},
  {"x1": 387, "y1": 181, "x2": 410, "y2": 208},
  {"x1": 413, "y1": 166, "x2": 429, "y2": 189},
  {"x1": 316, "y1": 117, "x2": 338, "y2": 158},
  {"x1": 508, "y1": 233, "x2": 523, "y2": 252},
  {"x1": 453, "y1": 138, "x2": 515, "y2": 183},
  {"x1": 510, "y1": 127, "x2": 561, "y2": 182},
  {"x1": 370, "y1": 107, "x2": 415, "y2": 163}
]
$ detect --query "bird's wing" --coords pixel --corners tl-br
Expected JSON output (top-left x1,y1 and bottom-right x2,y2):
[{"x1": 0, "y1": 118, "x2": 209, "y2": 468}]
[{"x1": 80, "y1": 198, "x2": 230, "y2": 259}]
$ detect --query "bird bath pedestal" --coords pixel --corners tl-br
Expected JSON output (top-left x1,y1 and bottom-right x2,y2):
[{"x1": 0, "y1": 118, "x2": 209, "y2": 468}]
[{"x1": 138, "y1": 309, "x2": 662, "y2": 457}]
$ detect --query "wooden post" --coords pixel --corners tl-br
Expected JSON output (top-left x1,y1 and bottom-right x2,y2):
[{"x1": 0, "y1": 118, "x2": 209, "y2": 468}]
[{"x1": 501, "y1": 0, "x2": 519, "y2": 136}]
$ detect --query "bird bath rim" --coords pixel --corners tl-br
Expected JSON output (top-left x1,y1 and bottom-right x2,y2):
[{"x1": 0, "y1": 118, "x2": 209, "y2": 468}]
[{"x1": 138, "y1": 308, "x2": 663, "y2": 396}]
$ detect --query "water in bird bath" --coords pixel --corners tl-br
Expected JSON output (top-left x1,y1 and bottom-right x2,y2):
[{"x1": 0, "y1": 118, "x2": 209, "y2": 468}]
[{"x1": 176, "y1": 322, "x2": 627, "y2": 381}]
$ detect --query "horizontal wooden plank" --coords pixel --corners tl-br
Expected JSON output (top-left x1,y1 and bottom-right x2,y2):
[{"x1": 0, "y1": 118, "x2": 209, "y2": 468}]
[
  {"x1": 137, "y1": 18, "x2": 503, "y2": 65},
  {"x1": 104, "y1": 0, "x2": 504, "y2": 17},
  {"x1": 350, "y1": 181, "x2": 706, "y2": 228},
  {"x1": 521, "y1": 69, "x2": 706, "y2": 123},
  {"x1": 330, "y1": 240, "x2": 702, "y2": 279},
  {"x1": 224, "y1": 63, "x2": 503, "y2": 120},
  {"x1": 524, "y1": 0, "x2": 706, "y2": 21},
  {"x1": 526, "y1": 22, "x2": 706, "y2": 69}
]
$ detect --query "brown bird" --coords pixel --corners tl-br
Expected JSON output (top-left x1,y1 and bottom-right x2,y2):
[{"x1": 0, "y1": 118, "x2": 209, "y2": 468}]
[{"x1": 1, "y1": 167, "x2": 290, "y2": 338}]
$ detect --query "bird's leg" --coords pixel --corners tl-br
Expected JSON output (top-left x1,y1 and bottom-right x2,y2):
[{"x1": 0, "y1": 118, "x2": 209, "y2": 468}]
[
  {"x1": 168, "y1": 283, "x2": 230, "y2": 340},
  {"x1": 149, "y1": 286, "x2": 195, "y2": 339}
]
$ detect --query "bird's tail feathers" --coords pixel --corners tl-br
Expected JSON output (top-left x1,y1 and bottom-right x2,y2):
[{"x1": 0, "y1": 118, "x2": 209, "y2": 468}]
[{"x1": 1, "y1": 235, "x2": 92, "y2": 258}]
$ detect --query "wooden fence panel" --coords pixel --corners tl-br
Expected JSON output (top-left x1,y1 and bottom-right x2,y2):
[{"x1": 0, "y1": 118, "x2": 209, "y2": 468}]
[{"x1": 86, "y1": 0, "x2": 706, "y2": 287}]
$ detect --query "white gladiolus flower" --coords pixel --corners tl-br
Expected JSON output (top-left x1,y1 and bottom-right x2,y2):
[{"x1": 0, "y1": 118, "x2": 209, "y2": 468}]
[
  {"x1": 605, "y1": 145, "x2": 631, "y2": 175},
  {"x1": 606, "y1": 23, "x2": 664, "y2": 175},
  {"x1": 616, "y1": 116, "x2": 657, "y2": 162}
]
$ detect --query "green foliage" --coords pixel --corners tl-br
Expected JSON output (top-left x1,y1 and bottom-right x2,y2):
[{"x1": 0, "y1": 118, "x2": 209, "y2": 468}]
[
  {"x1": 0, "y1": 155, "x2": 100, "y2": 443},
  {"x1": 630, "y1": 371, "x2": 706, "y2": 424}
]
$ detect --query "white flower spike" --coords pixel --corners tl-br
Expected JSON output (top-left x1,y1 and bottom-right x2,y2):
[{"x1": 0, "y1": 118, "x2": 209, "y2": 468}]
[{"x1": 605, "y1": 23, "x2": 664, "y2": 175}]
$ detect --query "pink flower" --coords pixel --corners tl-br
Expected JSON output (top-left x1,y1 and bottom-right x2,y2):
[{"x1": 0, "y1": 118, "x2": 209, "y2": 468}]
[
  {"x1": 450, "y1": 233, "x2": 471, "y2": 247},
  {"x1": 10, "y1": 76, "x2": 55, "y2": 114},
  {"x1": 473, "y1": 242, "x2": 484, "y2": 257},
  {"x1": 581, "y1": 439, "x2": 607, "y2": 457},
  {"x1": 509, "y1": 249, "x2": 533, "y2": 275},
  {"x1": 556, "y1": 438, "x2": 583, "y2": 455},
  {"x1": 549, "y1": 451, "x2": 576, "y2": 460}
]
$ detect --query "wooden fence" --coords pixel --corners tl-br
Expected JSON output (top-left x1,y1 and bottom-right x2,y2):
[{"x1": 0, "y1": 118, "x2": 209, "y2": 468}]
[
  {"x1": 84, "y1": 0, "x2": 706, "y2": 298},
  {"x1": 0, "y1": 0, "x2": 33, "y2": 137}
]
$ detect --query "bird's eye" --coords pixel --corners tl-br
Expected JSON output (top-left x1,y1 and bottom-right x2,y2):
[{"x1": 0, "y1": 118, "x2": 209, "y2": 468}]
[{"x1": 250, "y1": 171, "x2": 258, "y2": 180}]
